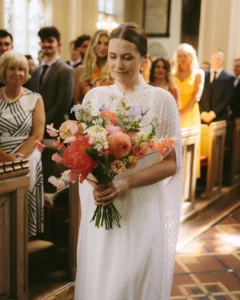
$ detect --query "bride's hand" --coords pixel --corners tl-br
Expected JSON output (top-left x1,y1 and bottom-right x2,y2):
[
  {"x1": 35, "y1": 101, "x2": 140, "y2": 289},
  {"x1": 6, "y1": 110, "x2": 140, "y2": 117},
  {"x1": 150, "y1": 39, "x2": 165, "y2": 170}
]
[{"x1": 93, "y1": 178, "x2": 130, "y2": 206}]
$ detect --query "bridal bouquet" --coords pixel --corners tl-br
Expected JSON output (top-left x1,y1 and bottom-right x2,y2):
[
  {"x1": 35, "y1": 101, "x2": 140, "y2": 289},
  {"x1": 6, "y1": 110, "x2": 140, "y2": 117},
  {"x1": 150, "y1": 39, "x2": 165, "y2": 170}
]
[{"x1": 47, "y1": 96, "x2": 175, "y2": 229}]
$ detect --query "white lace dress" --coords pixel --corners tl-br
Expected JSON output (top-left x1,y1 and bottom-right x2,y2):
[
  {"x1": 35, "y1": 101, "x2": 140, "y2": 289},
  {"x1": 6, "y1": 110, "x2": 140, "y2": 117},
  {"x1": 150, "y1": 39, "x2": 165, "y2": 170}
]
[{"x1": 74, "y1": 76, "x2": 182, "y2": 300}]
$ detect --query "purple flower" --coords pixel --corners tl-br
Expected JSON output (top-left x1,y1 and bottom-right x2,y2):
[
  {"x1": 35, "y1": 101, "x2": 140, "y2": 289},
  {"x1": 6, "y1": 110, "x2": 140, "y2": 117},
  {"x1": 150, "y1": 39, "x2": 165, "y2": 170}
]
[
  {"x1": 99, "y1": 103, "x2": 108, "y2": 111},
  {"x1": 140, "y1": 108, "x2": 150, "y2": 116},
  {"x1": 124, "y1": 106, "x2": 141, "y2": 119}
]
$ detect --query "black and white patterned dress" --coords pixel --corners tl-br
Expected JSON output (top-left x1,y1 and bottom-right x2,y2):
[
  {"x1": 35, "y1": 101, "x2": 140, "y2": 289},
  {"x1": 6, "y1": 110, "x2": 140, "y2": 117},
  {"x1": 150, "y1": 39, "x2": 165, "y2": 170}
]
[{"x1": 0, "y1": 89, "x2": 44, "y2": 236}]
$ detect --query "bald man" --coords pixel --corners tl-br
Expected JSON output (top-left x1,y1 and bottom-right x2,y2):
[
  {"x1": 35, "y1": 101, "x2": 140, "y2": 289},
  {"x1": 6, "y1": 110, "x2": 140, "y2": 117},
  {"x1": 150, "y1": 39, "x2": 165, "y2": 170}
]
[{"x1": 199, "y1": 51, "x2": 234, "y2": 124}]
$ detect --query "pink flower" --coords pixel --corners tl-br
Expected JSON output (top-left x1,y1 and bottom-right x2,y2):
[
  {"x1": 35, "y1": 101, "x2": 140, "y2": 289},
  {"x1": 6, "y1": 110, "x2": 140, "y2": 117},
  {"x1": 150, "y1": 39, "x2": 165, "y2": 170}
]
[
  {"x1": 52, "y1": 153, "x2": 63, "y2": 164},
  {"x1": 59, "y1": 120, "x2": 83, "y2": 140},
  {"x1": 46, "y1": 123, "x2": 58, "y2": 137},
  {"x1": 63, "y1": 136, "x2": 98, "y2": 183},
  {"x1": 106, "y1": 125, "x2": 123, "y2": 135},
  {"x1": 36, "y1": 141, "x2": 46, "y2": 152}
]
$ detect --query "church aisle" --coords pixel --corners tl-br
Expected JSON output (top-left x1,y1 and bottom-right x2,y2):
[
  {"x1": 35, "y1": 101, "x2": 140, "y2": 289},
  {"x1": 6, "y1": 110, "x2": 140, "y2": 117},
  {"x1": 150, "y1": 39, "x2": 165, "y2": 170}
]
[{"x1": 171, "y1": 203, "x2": 240, "y2": 299}]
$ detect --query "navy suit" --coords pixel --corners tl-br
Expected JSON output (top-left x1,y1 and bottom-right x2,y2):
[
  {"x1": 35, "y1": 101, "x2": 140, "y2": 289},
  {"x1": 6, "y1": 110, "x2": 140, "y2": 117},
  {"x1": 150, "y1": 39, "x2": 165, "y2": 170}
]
[
  {"x1": 199, "y1": 70, "x2": 234, "y2": 123},
  {"x1": 230, "y1": 80, "x2": 240, "y2": 119}
]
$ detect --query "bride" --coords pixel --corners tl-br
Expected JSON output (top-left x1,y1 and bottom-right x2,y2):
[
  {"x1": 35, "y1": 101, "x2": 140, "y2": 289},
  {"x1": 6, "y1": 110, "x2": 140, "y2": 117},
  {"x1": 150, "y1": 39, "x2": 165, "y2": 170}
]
[{"x1": 74, "y1": 23, "x2": 182, "y2": 300}]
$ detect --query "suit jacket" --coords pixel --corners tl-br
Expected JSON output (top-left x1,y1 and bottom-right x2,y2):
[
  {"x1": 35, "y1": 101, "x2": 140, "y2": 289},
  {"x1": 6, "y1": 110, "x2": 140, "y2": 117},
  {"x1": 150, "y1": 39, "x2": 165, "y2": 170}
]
[
  {"x1": 26, "y1": 59, "x2": 75, "y2": 135},
  {"x1": 199, "y1": 70, "x2": 234, "y2": 122},
  {"x1": 230, "y1": 80, "x2": 240, "y2": 119}
]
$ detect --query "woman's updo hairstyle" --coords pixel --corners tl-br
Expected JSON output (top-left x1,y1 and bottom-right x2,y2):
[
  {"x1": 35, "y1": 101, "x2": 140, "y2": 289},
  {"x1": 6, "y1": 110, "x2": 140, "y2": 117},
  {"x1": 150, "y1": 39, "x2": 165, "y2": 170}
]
[{"x1": 110, "y1": 22, "x2": 148, "y2": 57}]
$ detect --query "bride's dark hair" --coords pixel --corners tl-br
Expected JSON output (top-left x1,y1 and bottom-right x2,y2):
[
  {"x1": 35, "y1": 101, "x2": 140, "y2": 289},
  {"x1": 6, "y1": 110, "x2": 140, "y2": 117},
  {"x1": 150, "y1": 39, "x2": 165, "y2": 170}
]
[{"x1": 110, "y1": 22, "x2": 148, "y2": 57}]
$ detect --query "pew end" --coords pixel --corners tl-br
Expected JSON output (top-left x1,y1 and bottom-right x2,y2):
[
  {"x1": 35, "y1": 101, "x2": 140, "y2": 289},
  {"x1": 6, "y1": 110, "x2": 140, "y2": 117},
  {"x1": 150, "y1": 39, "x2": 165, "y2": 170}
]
[
  {"x1": 200, "y1": 121, "x2": 227, "y2": 199},
  {"x1": 181, "y1": 126, "x2": 200, "y2": 214}
]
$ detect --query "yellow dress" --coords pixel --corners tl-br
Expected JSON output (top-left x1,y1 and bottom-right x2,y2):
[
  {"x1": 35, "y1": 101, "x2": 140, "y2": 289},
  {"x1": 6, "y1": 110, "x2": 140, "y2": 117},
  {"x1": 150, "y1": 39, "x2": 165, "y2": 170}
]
[{"x1": 174, "y1": 74, "x2": 201, "y2": 177}]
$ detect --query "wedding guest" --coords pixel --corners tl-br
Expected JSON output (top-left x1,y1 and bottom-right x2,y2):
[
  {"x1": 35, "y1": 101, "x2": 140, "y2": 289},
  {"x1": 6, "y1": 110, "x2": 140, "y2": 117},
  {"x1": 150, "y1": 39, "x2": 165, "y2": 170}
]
[
  {"x1": 150, "y1": 57, "x2": 180, "y2": 107},
  {"x1": 74, "y1": 34, "x2": 91, "y2": 61},
  {"x1": 0, "y1": 29, "x2": 13, "y2": 87},
  {"x1": 74, "y1": 30, "x2": 112, "y2": 104},
  {"x1": 0, "y1": 29, "x2": 13, "y2": 57},
  {"x1": 25, "y1": 54, "x2": 37, "y2": 74},
  {"x1": 229, "y1": 58, "x2": 240, "y2": 120},
  {"x1": 0, "y1": 51, "x2": 45, "y2": 237},
  {"x1": 172, "y1": 43, "x2": 204, "y2": 178},
  {"x1": 26, "y1": 26, "x2": 74, "y2": 192},
  {"x1": 74, "y1": 22, "x2": 182, "y2": 300},
  {"x1": 142, "y1": 55, "x2": 152, "y2": 83},
  {"x1": 200, "y1": 61, "x2": 210, "y2": 72},
  {"x1": 200, "y1": 50, "x2": 234, "y2": 124},
  {"x1": 66, "y1": 40, "x2": 82, "y2": 69},
  {"x1": 37, "y1": 50, "x2": 44, "y2": 65}
]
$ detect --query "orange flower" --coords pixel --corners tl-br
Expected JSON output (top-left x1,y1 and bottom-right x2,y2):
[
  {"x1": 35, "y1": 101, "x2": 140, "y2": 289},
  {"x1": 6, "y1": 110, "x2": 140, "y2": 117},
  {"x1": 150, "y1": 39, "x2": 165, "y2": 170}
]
[
  {"x1": 99, "y1": 110, "x2": 116, "y2": 125},
  {"x1": 108, "y1": 132, "x2": 131, "y2": 159}
]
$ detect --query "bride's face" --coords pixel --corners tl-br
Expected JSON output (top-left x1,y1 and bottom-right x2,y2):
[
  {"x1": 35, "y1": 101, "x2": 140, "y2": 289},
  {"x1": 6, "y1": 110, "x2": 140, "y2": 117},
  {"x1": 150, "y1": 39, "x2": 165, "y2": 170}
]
[{"x1": 108, "y1": 38, "x2": 144, "y2": 84}]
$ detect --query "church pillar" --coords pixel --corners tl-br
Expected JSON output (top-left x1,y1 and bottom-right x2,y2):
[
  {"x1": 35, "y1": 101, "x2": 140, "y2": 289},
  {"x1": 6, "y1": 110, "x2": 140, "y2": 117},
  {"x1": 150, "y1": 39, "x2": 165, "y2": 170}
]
[
  {"x1": 0, "y1": 0, "x2": 4, "y2": 28},
  {"x1": 42, "y1": 0, "x2": 98, "y2": 60},
  {"x1": 198, "y1": 0, "x2": 240, "y2": 73}
]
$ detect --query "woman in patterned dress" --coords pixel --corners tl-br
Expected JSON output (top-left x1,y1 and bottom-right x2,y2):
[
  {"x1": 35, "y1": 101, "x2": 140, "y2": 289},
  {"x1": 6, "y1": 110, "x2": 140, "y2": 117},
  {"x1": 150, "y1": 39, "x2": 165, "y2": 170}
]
[
  {"x1": 0, "y1": 50, "x2": 45, "y2": 237},
  {"x1": 74, "y1": 29, "x2": 113, "y2": 104}
]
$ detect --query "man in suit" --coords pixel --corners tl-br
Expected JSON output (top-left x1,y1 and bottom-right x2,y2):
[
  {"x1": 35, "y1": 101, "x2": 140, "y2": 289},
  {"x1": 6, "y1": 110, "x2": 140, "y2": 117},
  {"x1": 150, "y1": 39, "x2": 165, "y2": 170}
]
[
  {"x1": 66, "y1": 40, "x2": 82, "y2": 69},
  {"x1": 230, "y1": 58, "x2": 240, "y2": 119},
  {"x1": 26, "y1": 26, "x2": 74, "y2": 192},
  {"x1": 200, "y1": 51, "x2": 234, "y2": 124},
  {"x1": 0, "y1": 29, "x2": 13, "y2": 87}
]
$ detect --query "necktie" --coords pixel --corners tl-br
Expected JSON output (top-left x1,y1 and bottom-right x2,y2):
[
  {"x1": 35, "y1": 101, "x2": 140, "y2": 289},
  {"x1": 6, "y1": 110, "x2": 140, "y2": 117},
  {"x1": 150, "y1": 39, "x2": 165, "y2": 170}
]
[
  {"x1": 212, "y1": 71, "x2": 217, "y2": 83},
  {"x1": 39, "y1": 65, "x2": 49, "y2": 87}
]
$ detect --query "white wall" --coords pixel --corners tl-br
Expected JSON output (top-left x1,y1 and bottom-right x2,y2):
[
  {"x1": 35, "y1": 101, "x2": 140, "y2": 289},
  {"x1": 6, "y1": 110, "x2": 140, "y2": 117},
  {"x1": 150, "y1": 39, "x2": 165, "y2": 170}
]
[
  {"x1": 148, "y1": 0, "x2": 182, "y2": 59},
  {"x1": 198, "y1": 0, "x2": 240, "y2": 73}
]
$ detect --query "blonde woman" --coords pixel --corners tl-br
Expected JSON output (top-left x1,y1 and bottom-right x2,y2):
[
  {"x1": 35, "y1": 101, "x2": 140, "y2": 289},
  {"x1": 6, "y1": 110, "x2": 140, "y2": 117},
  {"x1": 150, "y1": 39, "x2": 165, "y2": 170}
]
[
  {"x1": 74, "y1": 30, "x2": 113, "y2": 104},
  {"x1": 150, "y1": 57, "x2": 180, "y2": 108},
  {"x1": 173, "y1": 43, "x2": 204, "y2": 178},
  {"x1": 172, "y1": 43, "x2": 204, "y2": 127},
  {"x1": 0, "y1": 50, "x2": 45, "y2": 237}
]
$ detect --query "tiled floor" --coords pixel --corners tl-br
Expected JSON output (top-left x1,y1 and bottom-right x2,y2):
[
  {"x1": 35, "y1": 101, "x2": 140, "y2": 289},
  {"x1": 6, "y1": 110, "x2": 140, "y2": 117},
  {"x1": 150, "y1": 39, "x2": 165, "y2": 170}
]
[{"x1": 171, "y1": 206, "x2": 240, "y2": 300}]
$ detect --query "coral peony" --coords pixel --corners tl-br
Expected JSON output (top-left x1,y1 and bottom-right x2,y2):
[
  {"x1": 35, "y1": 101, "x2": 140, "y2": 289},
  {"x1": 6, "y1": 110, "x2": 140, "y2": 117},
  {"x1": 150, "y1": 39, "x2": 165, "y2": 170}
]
[
  {"x1": 63, "y1": 136, "x2": 98, "y2": 183},
  {"x1": 108, "y1": 132, "x2": 131, "y2": 159}
]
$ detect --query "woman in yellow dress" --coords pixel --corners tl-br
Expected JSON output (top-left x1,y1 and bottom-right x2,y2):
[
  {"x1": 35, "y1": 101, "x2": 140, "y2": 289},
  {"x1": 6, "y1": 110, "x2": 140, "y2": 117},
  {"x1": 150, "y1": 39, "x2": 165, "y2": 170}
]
[
  {"x1": 173, "y1": 43, "x2": 204, "y2": 177},
  {"x1": 74, "y1": 30, "x2": 113, "y2": 104}
]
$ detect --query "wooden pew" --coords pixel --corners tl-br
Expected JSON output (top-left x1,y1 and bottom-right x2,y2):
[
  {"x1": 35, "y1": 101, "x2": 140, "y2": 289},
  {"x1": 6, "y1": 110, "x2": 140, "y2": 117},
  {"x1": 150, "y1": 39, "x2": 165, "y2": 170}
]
[
  {"x1": 0, "y1": 160, "x2": 29, "y2": 300},
  {"x1": 230, "y1": 118, "x2": 240, "y2": 185},
  {"x1": 181, "y1": 126, "x2": 200, "y2": 214},
  {"x1": 201, "y1": 121, "x2": 227, "y2": 199}
]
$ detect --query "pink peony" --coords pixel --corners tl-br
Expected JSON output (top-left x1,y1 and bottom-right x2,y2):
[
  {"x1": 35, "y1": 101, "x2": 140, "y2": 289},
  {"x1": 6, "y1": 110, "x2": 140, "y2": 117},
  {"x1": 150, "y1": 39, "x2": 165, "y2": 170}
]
[
  {"x1": 63, "y1": 136, "x2": 98, "y2": 183},
  {"x1": 106, "y1": 125, "x2": 123, "y2": 135},
  {"x1": 108, "y1": 132, "x2": 131, "y2": 159}
]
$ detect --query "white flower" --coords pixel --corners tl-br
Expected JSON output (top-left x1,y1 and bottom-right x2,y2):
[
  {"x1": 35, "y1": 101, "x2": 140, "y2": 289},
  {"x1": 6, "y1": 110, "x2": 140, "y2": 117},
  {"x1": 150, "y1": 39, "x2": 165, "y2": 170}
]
[{"x1": 86, "y1": 125, "x2": 108, "y2": 137}]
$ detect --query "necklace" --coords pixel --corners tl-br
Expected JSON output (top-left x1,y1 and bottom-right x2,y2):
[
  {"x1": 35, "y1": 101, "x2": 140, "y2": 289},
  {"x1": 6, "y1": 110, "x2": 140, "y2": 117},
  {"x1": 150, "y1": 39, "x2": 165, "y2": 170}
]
[{"x1": 3, "y1": 87, "x2": 23, "y2": 103}]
